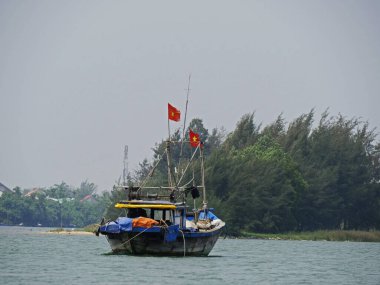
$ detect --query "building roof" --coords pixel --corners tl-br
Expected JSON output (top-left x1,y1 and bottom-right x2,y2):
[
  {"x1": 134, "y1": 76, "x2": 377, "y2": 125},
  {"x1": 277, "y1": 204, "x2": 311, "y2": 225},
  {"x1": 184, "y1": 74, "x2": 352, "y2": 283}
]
[
  {"x1": 24, "y1": 188, "x2": 44, "y2": 197},
  {"x1": 0, "y1": 182, "x2": 12, "y2": 193}
]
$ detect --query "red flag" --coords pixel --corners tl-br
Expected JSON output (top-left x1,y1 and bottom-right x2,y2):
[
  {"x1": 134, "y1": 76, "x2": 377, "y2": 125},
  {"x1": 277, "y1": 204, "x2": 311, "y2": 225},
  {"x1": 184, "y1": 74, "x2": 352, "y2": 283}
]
[
  {"x1": 189, "y1": 129, "x2": 201, "y2": 148},
  {"x1": 168, "y1": 103, "x2": 181, "y2": 122}
]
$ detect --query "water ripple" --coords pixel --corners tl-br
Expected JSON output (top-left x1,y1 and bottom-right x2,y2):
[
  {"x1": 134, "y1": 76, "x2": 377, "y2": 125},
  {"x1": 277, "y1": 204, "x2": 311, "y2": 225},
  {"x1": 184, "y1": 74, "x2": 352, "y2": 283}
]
[{"x1": 1, "y1": 227, "x2": 380, "y2": 284}]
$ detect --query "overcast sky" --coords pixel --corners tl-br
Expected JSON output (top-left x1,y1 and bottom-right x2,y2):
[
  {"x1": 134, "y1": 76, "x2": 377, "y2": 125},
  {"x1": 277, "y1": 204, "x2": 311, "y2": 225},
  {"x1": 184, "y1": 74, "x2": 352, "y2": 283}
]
[{"x1": 1, "y1": 1, "x2": 379, "y2": 192}]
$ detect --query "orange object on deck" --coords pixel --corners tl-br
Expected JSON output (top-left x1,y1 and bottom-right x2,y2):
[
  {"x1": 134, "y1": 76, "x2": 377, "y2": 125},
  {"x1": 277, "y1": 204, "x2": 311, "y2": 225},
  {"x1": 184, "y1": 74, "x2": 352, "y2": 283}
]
[{"x1": 132, "y1": 217, "x2": 159, "y2": 228}]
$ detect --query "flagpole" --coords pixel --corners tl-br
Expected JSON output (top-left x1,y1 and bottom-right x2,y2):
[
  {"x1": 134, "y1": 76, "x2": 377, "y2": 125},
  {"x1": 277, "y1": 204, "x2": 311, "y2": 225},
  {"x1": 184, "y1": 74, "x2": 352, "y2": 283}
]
[
  {"x1": 167, "y1": 103, "x2": 180, "y2": 190},
  {"x1": 167, "y1": 117, "x2": 172, "y2": 187},
  {"x1": 200, "y1": 144, "x2": 207, "y2": 210},
  {"x1": 167, "y1": 117, "x2": 171, "y2": 141}
]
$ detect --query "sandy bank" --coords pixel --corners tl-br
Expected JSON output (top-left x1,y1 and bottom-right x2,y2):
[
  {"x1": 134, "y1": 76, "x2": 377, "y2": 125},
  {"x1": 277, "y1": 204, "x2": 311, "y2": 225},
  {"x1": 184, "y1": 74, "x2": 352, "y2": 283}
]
[{"x1": 43, "y1": 231, "x2": 94, "y2": 236}]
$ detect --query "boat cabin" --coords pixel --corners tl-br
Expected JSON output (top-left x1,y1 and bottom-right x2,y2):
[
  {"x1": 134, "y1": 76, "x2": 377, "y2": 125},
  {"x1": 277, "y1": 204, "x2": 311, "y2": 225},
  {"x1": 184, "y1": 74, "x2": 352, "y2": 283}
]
[{"x1": 115, "y1": 200, "x2": 188, "y2": 229}]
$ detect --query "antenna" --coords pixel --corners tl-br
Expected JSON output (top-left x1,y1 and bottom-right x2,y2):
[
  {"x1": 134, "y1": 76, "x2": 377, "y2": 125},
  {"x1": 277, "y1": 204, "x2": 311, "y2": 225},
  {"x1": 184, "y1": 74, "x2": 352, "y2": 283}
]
[{"x1": 123, "y1": 145, "x2": 128, "y2": 186}]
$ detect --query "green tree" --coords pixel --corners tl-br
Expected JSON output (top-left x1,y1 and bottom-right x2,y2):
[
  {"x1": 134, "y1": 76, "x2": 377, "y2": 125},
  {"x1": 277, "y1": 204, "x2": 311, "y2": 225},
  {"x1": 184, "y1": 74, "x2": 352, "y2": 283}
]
[{"x1": 223, "y1": 113, "x2": 260, "y2": 151}]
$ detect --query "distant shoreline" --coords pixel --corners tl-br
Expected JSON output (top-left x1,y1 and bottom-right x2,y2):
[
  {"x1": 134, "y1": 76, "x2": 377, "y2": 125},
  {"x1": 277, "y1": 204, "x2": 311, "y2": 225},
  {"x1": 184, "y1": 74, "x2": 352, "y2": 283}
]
[
  {"x1": 239, "y1": 230, "x2": 380, "y2": 242},
  {"x1": 40, "y1": 227, "x2": 380, "y2": 242},
  {"x1": 2, "y1": 225, "x2": 379, "y2": 242}
]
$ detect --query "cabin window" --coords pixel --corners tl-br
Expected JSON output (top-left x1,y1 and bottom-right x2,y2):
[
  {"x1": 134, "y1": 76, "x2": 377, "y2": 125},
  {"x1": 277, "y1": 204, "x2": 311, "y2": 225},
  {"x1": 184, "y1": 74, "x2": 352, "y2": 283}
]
[
  {"x1": 152, "y1": 210, "x2": 173, "y2": 223},
  {"x1": 127, "y1": 208, "x2": 150, "y2": 218},
  {"x1": 167, "y1": 210, "x2": 173, "y2": 223},
  {"x1": 175, "y1": 209, "x2": 184, "y2": 227},
  {"x1": 127, "y1": 208, "x2": 173, "y2": 225},
  {"x1": 153, "y1": 209, "x2": 163, "y2": 220}
]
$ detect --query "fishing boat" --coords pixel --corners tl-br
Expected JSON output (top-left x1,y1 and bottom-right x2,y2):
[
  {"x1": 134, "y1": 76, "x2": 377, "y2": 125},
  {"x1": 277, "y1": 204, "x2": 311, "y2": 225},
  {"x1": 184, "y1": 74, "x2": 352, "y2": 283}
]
[{"x1": 97, "y1": 100, "x2": 225, "y2": 256}]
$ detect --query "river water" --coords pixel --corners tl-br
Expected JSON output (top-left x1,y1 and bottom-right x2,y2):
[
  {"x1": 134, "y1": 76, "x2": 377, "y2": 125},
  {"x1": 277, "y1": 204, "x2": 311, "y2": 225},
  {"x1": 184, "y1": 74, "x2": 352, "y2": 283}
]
[{"x1": 1, "y1": 226, "x2": 379, "y2": 285}]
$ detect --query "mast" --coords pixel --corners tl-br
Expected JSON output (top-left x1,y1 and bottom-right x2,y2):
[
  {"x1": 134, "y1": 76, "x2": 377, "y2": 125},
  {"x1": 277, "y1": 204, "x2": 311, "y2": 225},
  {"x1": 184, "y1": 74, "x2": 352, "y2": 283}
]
[
  {"x1": 166, "y1": 141, "x2": 173, "y2": 187},
  {"x1": 123, "y1": 145, "x2": 128, "y2": 186},
  {"x1": 200, "y1": 144, "x2": 207, "y2": 209},
  {"x1": 166, "y1": 140, "x2": 178, "y2": 189},
  {"x1": 180, "y1": 74, "x2": 191, "y2": 158},
  {"x1": 177, "y1": 74, "x2": 191, "y2": 184}
]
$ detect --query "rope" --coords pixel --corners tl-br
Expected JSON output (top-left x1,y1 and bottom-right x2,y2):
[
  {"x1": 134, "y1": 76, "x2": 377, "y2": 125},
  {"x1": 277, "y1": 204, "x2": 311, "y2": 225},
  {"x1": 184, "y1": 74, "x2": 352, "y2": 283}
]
[
  {"x1": 177, "y1": 144, "x2": 200, "y2": 186},
  {"x1": 160, "y1": 219, "x2": 169, "y2": 228},
  {"x1": 179, "y1": 230, "x2": 186, "y2": 257},
  {"x1": 119, "y1": 227, "x2": 150, "y2": 248}
]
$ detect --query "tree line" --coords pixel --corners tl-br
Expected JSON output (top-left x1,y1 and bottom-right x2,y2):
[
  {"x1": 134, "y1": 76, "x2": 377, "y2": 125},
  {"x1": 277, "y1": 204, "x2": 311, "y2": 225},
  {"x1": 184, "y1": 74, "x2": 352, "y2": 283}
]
[
  {"x1": 1, "y1": 110, "x2": 379, "y2": 234},
  {"x1": 206, "y1": 111, "x2": 380, "y2": 234},
  {"x1": 0, "y1": 181, "x2": 110, "y2": 227},
  {"x1": 129, "y1": 110, "x2": 380, "y2": 234}
]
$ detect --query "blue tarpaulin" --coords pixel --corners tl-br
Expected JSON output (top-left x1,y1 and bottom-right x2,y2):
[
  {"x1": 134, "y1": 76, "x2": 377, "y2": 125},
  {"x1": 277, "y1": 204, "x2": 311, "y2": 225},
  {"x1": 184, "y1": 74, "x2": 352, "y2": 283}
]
[
  {"x1": 115, "y1": 217, "x2": 133, "y2": 232},
  {"x1": 99, "y1": 217, "x2": 133, "y2": 234},
  {"x1": 198, "y1": 210, "x2": 218, "y2": 221},
  {"x1": 101, "y1": 221, "x2": 120, "y2": 234}
]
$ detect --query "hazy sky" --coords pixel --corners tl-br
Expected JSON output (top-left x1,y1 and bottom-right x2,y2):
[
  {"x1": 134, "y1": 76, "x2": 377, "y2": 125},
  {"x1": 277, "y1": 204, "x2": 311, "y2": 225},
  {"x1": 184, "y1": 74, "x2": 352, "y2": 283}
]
[{"x1": 1, "y1": 1, "x2": 379, "y2": 191}]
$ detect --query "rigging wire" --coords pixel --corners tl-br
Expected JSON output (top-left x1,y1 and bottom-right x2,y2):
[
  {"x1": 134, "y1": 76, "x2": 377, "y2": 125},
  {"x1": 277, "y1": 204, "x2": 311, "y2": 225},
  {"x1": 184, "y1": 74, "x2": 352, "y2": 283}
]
[{"x1": 137, "y1": 149, "x2": 168, "y2": 194}]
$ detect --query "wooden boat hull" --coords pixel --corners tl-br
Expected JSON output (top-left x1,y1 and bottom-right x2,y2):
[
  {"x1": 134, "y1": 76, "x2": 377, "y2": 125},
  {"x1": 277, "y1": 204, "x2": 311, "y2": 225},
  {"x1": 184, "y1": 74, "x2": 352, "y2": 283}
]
[{"x1": 105, "y1": 227, "x2": 223, "y2": 256}]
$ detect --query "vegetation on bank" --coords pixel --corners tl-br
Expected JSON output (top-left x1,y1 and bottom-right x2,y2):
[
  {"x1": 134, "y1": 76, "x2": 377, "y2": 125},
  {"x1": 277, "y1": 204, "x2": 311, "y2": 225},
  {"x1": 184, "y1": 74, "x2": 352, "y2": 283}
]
[
  {"x1": 1, "y1": 110, "x2": 380, "y2": 237},
  {"x1": 241, "y1": 230, "x2": 380, "y2": 242},
  {"x1": 0, "y1": 181, "x2": 112, "y2": 228}
]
